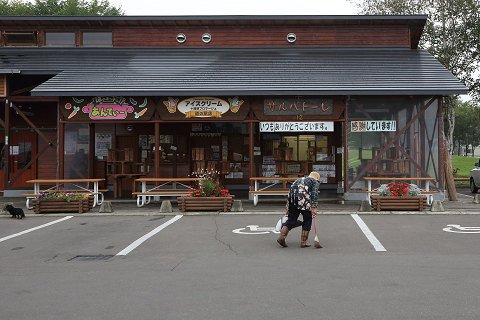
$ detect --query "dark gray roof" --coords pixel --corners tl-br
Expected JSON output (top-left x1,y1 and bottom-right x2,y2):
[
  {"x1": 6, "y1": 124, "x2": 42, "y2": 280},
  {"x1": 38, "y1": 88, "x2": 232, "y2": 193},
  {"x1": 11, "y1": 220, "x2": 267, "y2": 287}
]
[{"x1": 0, "y1": 47, "x2": 468, "y2": 96}]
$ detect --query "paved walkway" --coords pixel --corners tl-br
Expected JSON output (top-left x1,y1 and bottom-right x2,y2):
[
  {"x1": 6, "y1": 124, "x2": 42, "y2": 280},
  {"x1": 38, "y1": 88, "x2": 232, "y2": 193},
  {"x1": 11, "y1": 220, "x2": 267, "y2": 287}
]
[{"x1": 1, "y1": 190, "x2": 478, "y2": 217}]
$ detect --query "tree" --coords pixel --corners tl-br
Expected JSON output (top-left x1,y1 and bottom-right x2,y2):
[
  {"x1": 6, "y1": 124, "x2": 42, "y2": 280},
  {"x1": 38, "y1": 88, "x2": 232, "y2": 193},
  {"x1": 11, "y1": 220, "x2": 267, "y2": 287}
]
[
  {"x1": 350, "y1": 0, "x2": 480, "y2": 199},
  {"x1": 0, "y1": 0, "x2": 123, "y2": 15},
  {"x1": 350, "y1": 0, "x2": 480, "y2": 101},
  {"x1": 454, "y1": 101, "x2": 480, "y2": 156}
]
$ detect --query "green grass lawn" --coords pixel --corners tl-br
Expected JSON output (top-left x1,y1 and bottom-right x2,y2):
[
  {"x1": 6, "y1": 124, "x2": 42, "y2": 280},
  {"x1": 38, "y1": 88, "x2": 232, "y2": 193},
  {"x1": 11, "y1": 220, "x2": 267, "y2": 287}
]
[
  {"x1": 452, "y1": 155, "x2": 479, "y2": 188},
  {"x1": 452, "y1": 155, "x2": 479, "y2": 177}
]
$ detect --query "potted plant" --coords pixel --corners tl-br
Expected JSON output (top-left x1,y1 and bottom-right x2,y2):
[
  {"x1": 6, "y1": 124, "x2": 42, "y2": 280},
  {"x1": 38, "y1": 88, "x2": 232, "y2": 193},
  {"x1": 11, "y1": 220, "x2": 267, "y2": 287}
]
[
  {"x1": 371, "y1": 182, "x2": 427, "y2": 211},
  {"x1": 177, "y1": 170, "x2": 234, "y2": 212},
  {"x1": 32, "y1": 191, "x2": 93, "y2": 214}
]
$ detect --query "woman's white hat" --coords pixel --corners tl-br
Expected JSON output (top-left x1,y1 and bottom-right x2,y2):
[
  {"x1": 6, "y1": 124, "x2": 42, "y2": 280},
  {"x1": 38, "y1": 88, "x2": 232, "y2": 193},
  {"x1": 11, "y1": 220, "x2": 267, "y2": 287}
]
[{"x1": 308, "y1": 171, "x2": 320, "y2": 181}]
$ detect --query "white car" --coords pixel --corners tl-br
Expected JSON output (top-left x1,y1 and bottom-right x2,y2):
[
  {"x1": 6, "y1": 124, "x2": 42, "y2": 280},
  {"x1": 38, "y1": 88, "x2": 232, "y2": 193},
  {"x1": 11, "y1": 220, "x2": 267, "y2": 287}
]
[{"x1": 470, "y1": 161, "x2": 480, "y2": 193}]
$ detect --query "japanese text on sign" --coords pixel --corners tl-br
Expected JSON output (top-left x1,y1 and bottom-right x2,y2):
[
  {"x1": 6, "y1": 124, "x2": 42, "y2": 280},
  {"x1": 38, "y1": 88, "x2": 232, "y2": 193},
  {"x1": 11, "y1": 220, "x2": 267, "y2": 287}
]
[
  {"x1": 264, "y1": 98, "x2": 333, "y2": 115},
  {"x1": 350, "y1": 121, "x2": 397, "y2": 132},
  {"x1": 260, "y1": 122, "x2": 334, "y2": 132}
]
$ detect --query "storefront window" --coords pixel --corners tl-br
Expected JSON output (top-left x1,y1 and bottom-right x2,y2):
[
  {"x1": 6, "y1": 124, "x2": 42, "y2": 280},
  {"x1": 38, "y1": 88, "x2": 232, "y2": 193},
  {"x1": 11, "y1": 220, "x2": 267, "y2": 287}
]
[
  {"x1": 259, "y1": 132, "x2": 337, "y2": 184},
  {"x1": 64, "y1": 123, "x2": 90, "y2": 179},
  {"x1": 346, "y1": 97, "x2": 439, "y2": 191}
]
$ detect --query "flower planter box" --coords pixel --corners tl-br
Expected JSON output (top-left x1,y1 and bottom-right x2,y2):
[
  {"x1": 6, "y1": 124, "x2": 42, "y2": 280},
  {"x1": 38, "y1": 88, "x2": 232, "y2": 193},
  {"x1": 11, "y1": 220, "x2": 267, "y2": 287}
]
[
  {"x1": 32, "y1": 196, "x2": 93, "y2": 214},
  {"x1": 177, "y1": 196, "x2": 234, "y2": 212},
  {"x1": 370, "y1": 195, "x2": 428, "y2": 211}
]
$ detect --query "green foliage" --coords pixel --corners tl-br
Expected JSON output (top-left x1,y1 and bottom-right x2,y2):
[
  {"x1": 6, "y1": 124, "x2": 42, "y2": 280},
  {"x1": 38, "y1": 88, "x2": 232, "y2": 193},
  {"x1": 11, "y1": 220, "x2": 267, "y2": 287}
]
[
  {"x1": 200, "y1": 179, "x2": 217, "y2": 197},
  {"x1": 350, "y1": 0, "x2": 480, "y2": 101},
  {"x1": 0, "y1": 0, "x2": 123, "y2": 15},
  {"x1": 39, "y1": 191, "x2": 89, "y2": 201},
  {"x1": 453, "y1": 100, "x2": 480, "y2": 154}
]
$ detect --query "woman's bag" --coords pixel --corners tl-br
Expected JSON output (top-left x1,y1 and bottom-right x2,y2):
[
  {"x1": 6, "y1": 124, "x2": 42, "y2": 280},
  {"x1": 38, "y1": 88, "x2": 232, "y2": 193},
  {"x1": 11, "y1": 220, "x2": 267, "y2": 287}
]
[{"x1": 275, "y1": 215, "x2": 288, "y2": 232}]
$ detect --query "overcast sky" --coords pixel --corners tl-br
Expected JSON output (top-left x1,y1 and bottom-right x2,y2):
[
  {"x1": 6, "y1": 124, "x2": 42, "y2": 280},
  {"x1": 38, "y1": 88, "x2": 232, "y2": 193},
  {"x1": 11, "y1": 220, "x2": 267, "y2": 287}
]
[{"x1": 108, "y1": 0, "x2": 358, "y2": 15}]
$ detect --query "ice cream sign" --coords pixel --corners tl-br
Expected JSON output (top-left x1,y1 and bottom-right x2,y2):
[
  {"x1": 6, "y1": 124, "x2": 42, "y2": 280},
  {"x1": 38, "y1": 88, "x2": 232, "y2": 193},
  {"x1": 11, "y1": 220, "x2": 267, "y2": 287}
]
[
  {"x1": 163, "y1": 96, "x2": 243, "y2": 118},
  {"x1": 63, "y1": 97, "x2": 151, "y2": 120}
]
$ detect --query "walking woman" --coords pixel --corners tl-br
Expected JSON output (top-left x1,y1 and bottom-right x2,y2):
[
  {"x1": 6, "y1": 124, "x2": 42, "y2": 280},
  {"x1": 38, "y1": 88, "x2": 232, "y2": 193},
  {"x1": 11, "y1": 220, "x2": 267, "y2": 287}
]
[{"x1": 277, "y1": 171, "x2": 320, "y2": 248}]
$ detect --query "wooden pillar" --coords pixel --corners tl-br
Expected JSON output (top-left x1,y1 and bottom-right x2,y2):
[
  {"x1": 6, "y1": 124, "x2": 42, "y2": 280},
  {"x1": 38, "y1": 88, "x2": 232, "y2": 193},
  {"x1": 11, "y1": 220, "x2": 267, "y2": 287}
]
[
  {"x1": 89, "y1": 123, "x2": 95, "y2": 179},
  {"x1": 249, "y1": 122, "x2": 254, "y2": 184},
  {"x1": 4, "y1": 100, "x2": 10, "y2": 189},
  {"x1": 438, "y1": 96, "x2": 445, "y2": 190},
  {"x1": 155, "y1": 122, "x2": 160, "y2": 178},
  {"x1": 343, "y1": 97, "x2": 349, "y2": 192},
  {"x1": 58, "y1": 121, "x2": 64, "y2": 179}
]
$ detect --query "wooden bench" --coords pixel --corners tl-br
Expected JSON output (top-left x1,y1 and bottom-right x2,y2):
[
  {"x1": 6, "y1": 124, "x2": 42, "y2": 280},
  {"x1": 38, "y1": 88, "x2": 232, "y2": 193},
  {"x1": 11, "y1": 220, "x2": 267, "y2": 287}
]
[
  {"x1": 26, "y1": 178, "x2": 106, "y2": 209},
  {"x1": 134, "y1": 177, "x2": 204, "y2": 207},
  {"x1": 22, "y1": 189, "x2": 108, "y2": 210},
  {"x1": 250, "y1": 177, "x2": 298, "y2": 206},
  {"x1": 132, "y1": 190, "x2": 192, "y2": 207}
]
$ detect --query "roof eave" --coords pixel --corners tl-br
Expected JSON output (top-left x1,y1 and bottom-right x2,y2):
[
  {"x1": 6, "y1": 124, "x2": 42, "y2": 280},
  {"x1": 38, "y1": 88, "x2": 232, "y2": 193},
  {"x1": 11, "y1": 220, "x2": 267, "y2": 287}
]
[{"x1": 31, "y1": 88, "x2": 468, "y2": 97}]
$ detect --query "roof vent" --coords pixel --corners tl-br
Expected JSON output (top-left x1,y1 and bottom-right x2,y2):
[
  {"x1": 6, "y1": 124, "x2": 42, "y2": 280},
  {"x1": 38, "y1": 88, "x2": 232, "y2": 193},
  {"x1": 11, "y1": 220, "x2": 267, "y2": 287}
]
[
  {"x1": 176, "y1": 33, "x2": 187, "y2": 43},
  {"x1": 202, "y1": 33, "x2": 212, "y2": 44},
  {"x1": 287, "y1": 33, "x2": 297, "y2": 43}
]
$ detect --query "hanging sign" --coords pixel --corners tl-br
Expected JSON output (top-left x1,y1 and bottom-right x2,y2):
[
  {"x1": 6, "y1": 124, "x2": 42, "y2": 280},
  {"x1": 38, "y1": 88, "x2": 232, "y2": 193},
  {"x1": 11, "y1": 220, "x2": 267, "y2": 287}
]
[
  {"x1": 351, "y1": 120, "x2": 397, "y2": 132},
  {"x1": 260, "y1": 121, "x2": 334, "y2": 132},
  {"x1": 163, "y1": 96, "x2": 244, "y2": 118},
  {"x1": 264, "y1": 98, "x2": 333, "y2": 115},
  {"x1": 61, "y1": 97, "x2": 155, "y2": 121}
]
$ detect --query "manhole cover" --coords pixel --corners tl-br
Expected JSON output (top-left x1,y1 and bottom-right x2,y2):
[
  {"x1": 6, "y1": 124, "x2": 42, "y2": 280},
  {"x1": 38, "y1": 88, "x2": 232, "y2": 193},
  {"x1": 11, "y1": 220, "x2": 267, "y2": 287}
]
[{"x1": 68, "y1": 255, "x2": 114, "y2": 262}]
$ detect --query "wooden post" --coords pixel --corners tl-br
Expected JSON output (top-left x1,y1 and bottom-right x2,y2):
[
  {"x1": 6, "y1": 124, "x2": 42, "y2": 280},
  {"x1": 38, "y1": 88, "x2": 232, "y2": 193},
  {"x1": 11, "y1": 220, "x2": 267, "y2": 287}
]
[
  {"x1": 438, "y1": 96, "x2": 445, "y2": 190},
  {"x1": 4, "y1": 100, "x2": 10, "y2": 189},
  {"x1": 58, "y1": 121, "x2": 64, "y2": 179},
  {"x1": 343, "y1": 97, "x2": 349, "y2": 192},
  {"x1": 249, "y1": 122, "x2": 254, "y2": 182},
  {"x1": 155, "y1": 122, "x2": 160, "y2": 178},
  {"x1": 442, "y1": 97, "x2": 457, "y2": 200}
]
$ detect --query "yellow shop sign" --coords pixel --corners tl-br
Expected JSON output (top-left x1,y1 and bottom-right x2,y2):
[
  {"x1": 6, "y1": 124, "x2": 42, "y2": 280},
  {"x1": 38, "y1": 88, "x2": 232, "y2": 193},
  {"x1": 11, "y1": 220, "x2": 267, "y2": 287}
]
[{"x1": 163, "y1": 96, "x2": 243, "y2": 118}]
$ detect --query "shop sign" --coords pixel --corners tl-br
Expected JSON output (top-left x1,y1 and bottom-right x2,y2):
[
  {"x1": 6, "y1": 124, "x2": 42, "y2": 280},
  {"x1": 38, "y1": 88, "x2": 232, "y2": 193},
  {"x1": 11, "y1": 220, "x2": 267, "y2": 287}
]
[
  {"x1": 264, "y1": 98, "x2": 333, "y2": 115},
  {"x1": 260, "y1": 122, "x2": 334, "y2": 132},
  {"x1": 62, "y1": 97, "x2": 153, "y2": 121},
  {"x1": 163, "y1": 96, "x2": 244, "y2": 118},
  {"x1": 350, "y1": 120, "x2": 397, "y2": 132}
]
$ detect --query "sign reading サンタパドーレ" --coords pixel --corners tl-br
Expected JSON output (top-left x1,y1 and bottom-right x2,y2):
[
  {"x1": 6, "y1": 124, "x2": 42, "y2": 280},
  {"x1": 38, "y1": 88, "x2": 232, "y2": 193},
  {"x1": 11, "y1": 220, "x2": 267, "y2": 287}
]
[{"x1": 263, "y1": 98, "x2": 333, "y2": 115}]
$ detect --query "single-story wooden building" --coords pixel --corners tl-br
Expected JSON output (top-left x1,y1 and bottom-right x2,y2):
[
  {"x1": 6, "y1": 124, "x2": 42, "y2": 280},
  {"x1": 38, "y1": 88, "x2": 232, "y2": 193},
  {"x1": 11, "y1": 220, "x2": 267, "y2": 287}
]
[{"x1": 0, "y1": 15, "x2": 468, "y2": 200}]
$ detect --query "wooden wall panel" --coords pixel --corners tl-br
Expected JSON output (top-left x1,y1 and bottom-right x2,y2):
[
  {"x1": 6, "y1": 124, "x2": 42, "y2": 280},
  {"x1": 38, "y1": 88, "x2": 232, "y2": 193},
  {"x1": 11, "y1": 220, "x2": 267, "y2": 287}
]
[
  {"x1": 114, "y1": 25, "x2": 410, "y2": 47},
  {"x1": 0, "y1": 75, "x2": 6, "y2": 97},
  {"x1": 37, "y1": 131, "x2": 57, "y2": 180}
]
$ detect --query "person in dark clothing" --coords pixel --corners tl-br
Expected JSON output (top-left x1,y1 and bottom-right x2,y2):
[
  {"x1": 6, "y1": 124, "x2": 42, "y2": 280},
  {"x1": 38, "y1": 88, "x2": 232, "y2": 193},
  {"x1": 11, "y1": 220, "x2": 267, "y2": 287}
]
[{"x1": 277, "y1": 171, "x2": 320, "y2": 248}]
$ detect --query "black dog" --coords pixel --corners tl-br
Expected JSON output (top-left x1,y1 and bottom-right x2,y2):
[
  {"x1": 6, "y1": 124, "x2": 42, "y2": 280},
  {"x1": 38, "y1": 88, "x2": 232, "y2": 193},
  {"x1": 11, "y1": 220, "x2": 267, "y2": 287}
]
[{"x1": 4, "y1": 204, "x2": 25, "y2": 219}]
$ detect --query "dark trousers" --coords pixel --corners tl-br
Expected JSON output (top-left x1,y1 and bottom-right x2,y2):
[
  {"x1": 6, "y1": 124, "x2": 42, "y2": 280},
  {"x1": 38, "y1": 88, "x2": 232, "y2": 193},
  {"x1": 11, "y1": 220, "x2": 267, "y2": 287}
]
[{"x1": 284, "y1": 203, "x2": 312, "y2": 231}]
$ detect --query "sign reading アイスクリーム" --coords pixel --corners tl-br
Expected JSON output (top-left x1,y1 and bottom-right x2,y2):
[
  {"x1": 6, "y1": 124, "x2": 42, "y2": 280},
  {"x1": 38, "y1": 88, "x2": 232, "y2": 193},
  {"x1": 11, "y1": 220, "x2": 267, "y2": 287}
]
[{"x1": 163, "y1": 96, "x2": 244, "y2": 118}]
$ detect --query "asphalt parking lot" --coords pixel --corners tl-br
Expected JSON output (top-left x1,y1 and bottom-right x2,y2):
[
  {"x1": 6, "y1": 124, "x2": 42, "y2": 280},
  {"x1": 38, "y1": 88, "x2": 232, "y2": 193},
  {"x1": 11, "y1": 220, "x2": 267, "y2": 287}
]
[{"x1": 1, "y1": 214, "x2": 480, "y2": 320}]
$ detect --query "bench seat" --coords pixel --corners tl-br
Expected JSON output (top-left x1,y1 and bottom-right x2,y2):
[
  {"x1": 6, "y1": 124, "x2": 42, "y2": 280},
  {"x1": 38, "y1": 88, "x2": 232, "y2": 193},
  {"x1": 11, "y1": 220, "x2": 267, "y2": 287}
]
[
  {"x1": 249, "y1": 189, "x2": 289, "y2": 206},
  {"x1": 133, "y1": 190, "x2": 193, "y2": 207},
  {"x1": 132, "y1": 191, "x2": 192, "y2": 196},
  {"x1": 249, "y1": 190, "x2": 289, "y2": 194}
]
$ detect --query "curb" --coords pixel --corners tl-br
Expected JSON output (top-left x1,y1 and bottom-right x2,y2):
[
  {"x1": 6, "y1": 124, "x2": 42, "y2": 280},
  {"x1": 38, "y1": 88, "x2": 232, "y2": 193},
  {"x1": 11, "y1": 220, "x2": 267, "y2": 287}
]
[{"x1": 1, "y1": 210, "x2": 480, "y2": 217}]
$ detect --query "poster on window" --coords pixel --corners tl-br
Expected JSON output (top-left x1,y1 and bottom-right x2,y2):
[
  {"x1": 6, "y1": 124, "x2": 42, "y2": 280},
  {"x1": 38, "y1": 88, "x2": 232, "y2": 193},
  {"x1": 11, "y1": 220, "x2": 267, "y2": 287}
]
[{"x1": 95, "y1": 133, "x2": 112, "y2": 159}]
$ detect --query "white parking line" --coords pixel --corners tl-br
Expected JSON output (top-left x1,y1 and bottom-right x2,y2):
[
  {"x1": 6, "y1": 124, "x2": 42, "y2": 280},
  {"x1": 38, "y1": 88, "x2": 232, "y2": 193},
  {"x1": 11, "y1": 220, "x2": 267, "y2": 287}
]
[
  {"x1": 116, "y1": 215, "x2": 183, "y2": 256},
  {"x1": 351, "y1": 214, "x2": 386, "y2": 252},
  {"x1": 0, "y1": 216, "x2": 74, "y2": 243}
]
